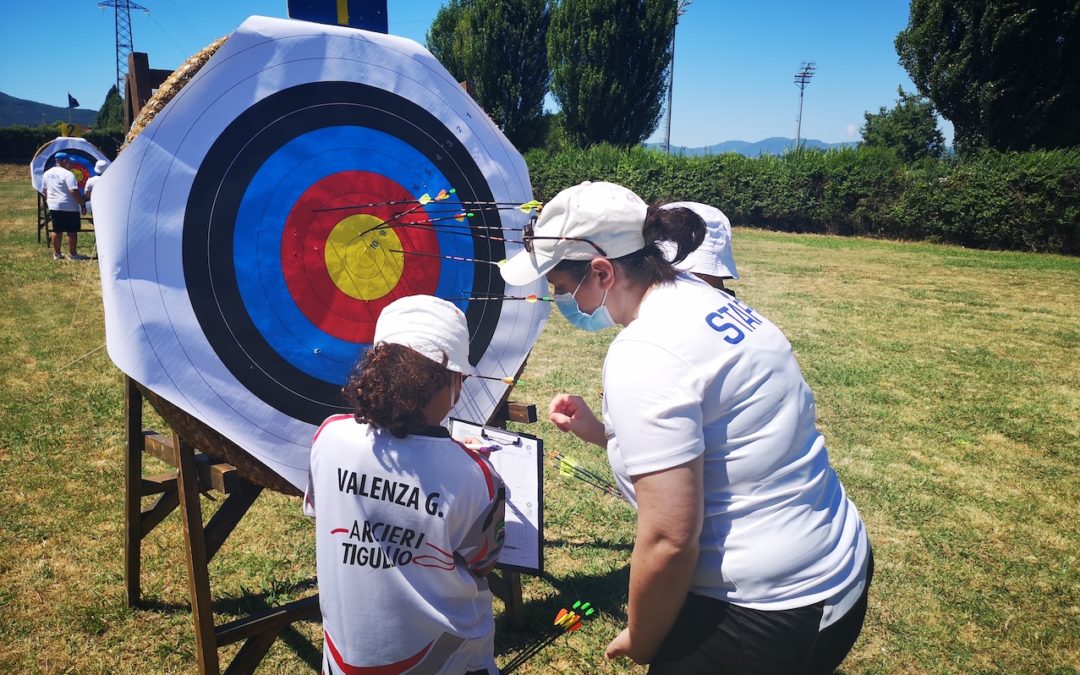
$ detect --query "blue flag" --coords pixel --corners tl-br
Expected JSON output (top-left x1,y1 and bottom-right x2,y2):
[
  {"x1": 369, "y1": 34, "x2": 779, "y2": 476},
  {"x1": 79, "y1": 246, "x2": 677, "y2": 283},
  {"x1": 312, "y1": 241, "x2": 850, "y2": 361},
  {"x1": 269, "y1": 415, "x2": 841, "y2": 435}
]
[
  {"x1": 67, "y1": 93, "x2": 79, "y2": 108},
  {"x1": 287, "y1": 0, "x2": 387, "y2": 32}
]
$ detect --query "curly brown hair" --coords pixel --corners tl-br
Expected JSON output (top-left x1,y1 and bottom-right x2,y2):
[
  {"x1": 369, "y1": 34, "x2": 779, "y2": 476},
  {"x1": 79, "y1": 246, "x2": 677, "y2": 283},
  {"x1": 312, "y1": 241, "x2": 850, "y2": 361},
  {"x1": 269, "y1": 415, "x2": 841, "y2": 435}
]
[{"x1": 343, "y1": 343, "x2": 452, "y2": 438}]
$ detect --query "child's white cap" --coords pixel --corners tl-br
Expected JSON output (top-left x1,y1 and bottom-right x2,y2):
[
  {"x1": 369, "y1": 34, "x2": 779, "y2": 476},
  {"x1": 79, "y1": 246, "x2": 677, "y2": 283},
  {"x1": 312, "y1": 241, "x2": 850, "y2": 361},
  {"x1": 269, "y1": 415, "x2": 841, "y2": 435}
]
[{"x1": 373, "y1": 295, "x2": 474, "y2": 375}]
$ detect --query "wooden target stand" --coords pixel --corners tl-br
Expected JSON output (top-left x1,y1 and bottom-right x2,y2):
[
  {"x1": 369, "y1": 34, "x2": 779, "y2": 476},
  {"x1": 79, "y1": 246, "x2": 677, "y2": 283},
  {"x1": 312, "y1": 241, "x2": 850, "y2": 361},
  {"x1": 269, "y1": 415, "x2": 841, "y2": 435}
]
[{"x1": 124, "y1": 376, "x2": 318, "y2": 674}]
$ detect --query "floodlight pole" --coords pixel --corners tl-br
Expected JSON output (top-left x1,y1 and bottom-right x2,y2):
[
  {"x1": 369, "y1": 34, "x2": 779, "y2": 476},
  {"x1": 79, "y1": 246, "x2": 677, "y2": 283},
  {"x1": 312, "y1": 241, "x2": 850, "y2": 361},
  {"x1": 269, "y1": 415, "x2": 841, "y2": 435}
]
[
  {"x1": 793, "y1": 61, "x2": 816, "y2": 152},
  {"x1": 99, "y1": 0, "x2": 150, "y2": 92},
  {"x1": 664, "y1": 0, "x2": 692, "y2": 154}
]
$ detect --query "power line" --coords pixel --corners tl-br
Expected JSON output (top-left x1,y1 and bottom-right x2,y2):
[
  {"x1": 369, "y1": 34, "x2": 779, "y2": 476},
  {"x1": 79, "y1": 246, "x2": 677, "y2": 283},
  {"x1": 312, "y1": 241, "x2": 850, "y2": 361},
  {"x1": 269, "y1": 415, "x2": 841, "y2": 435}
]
[
  {"x1": 99, "y1": 0, "x2": 150, "y2": 92},
  {"x1": 793, "y1": 61, "x2": 816, "y2": 152}
]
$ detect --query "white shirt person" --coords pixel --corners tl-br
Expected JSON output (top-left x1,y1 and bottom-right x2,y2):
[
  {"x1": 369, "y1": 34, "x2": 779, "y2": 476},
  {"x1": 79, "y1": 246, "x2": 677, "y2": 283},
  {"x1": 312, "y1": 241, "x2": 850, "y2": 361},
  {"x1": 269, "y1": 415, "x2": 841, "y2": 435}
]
[{"x1": 500, "y1": 181, "x2": 871, "y2": 673}]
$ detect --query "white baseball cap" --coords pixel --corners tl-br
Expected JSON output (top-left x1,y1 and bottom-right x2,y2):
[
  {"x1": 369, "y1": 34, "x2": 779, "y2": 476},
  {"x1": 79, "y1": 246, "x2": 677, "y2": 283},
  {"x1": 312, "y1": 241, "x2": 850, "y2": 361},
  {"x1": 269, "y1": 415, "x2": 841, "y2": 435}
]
[
  {"x1": 659, "y1": 202, "x2": 739, "y2": 279},
  {"x1": 499, "y1": 181, "x2": 649, "y2": 286},
  {"x1": 372, "y1": 295, "x2": 474, "y2": 375},
  {"x1": 95, "y1": 159, "x2": 111, "y2": 174}
]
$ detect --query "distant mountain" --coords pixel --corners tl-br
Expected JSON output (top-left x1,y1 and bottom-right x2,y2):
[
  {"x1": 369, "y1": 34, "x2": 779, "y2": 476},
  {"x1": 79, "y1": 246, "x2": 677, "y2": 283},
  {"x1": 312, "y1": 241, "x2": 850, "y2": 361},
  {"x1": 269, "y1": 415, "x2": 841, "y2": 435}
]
[
  {"x1": 646, "y1": 136, "x2": 857, "y2": 157},
  {"x1": 0, "y1": 92, "x2": 97, "y2": 127}
]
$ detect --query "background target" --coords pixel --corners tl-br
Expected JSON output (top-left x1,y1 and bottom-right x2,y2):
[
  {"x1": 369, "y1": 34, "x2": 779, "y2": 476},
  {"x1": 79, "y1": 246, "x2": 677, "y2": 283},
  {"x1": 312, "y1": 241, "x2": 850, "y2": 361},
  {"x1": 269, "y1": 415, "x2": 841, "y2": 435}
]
[
  {"x1": 93, "y1": 16, "x2": 549, "y2": 489},
  {"x1": 30, "y1": 137, "x2": 108, "y2": 192}
]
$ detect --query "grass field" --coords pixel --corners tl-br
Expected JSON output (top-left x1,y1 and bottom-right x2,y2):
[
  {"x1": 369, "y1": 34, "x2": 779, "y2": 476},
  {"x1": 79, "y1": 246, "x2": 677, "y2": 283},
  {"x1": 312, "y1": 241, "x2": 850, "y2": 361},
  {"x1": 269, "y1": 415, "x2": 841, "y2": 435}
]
[{"x1": 0, "y1": 161, "x2": 1077, "y2": 674}]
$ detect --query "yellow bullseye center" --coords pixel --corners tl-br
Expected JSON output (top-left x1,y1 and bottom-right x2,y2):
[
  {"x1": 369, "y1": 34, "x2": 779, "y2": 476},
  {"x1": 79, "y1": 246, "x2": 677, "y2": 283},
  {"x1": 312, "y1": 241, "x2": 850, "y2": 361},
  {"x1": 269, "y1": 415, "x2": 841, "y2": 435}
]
[{"x1": 324, "y1": 214, "x2": 404, "y2": 301}]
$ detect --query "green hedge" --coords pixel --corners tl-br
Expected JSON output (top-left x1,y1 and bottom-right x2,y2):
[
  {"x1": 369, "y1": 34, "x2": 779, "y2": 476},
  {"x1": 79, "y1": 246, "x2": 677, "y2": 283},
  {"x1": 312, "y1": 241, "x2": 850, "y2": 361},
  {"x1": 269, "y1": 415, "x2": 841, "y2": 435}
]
[
  {"x1": 524, "y1": 145, "x2": 1080, "y2": 254},
  {"x1": 0, "y1": 125, "x2": 124, "y2": 163}
]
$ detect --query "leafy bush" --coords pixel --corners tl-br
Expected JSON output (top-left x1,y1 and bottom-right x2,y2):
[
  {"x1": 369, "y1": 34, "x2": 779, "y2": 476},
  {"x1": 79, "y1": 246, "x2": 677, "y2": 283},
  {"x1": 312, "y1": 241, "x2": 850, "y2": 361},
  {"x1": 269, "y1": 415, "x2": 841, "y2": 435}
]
[
  {"x1": 0, "y1": 124, "x2": 123, "y2": 163},
  {"x1": 525, "y1": 145, "x2": 1080, "y2": 254}
]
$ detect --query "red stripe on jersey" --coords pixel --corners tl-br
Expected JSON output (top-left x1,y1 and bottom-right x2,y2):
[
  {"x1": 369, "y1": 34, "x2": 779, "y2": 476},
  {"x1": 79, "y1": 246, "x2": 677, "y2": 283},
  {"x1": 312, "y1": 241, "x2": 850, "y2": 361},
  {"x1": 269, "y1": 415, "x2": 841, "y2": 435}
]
[
  {"x1": 313, "y1": 414, "x2": 354, "y2": 443},
  {"x1": 452, "y1": 440, "x2": 495, "y2": 498},
  {"x1": 467, "y1": 540, "x2": 489, "y2": 565},
  {"x1": 325, "y1": 631, "x2": 431, "y2": 674}
]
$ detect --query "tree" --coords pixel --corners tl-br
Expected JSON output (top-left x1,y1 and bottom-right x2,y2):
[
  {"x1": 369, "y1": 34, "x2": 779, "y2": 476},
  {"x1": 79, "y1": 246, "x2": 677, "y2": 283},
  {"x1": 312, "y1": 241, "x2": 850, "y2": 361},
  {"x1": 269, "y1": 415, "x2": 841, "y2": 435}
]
[
  {"x1": 426, "y1": 0, "x2": 552, "y2": 150},
  {"x1": 861, "y1": 87, "x2": 945, "y2": 162},
  {"x1": 548, "y1": 0, "x2": 676, "y2": 147},
  {"x1": 465, "y1": 0, "x2": 552, "y2": 149},
  {"x1": 426, "y1": 0, "x2": 472, "y2": 82},
  {"x1": 95, "y1": 86, "x2": 124, "y2": 131},
  {"x1": 896, "y1": 0, "x2": 1080, "y2": 154}
]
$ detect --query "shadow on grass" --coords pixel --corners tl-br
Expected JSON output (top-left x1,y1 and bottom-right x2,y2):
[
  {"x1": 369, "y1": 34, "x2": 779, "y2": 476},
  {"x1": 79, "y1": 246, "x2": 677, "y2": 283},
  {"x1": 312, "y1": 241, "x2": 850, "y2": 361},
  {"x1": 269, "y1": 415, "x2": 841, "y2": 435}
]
[{"x1": 132, "y1": 576, "x2": 322, "y2": 670}]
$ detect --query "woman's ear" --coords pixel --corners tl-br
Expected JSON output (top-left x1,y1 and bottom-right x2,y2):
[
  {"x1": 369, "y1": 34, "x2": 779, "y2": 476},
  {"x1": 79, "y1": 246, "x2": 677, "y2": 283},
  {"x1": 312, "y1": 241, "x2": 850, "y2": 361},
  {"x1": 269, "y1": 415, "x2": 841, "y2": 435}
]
[{"x1": 591, "y1": 257, "x2": 616, "y2": 289}]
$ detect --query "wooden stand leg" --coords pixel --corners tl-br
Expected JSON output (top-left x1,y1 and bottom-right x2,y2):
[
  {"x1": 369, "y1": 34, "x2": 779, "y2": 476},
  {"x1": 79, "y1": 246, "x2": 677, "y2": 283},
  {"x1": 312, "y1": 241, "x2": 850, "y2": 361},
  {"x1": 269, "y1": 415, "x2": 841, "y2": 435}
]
[
  {"x1": 174, "y1": 431, "x2": 222, "y2": 675},
  {"x1": 37, "y1": 193, "x2": 45, "y2": 244},
  {"x1": 503, "y1": 571, "x2": 525, "y2": 630},
  {"x1": 124, "y1": 377, "x2": 144, "y2": 607},
  {"x1": 490, "y1": 570, "x2": 526, "y2": 631}
]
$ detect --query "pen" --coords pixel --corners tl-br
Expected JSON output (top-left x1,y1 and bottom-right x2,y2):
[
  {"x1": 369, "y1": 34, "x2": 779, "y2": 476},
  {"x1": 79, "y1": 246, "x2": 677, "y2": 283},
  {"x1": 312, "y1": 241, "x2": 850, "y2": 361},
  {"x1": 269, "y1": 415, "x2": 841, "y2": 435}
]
[{"x1": 464, "y1": 443, "x2": 500, "y2": 454}]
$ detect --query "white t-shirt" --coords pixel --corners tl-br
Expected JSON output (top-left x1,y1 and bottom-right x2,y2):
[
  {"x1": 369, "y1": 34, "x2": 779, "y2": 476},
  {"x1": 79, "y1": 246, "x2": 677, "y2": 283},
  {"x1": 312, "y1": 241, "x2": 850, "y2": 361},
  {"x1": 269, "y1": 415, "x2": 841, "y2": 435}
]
[
  {"x1": 603, "y1": 274, "x2": 869, "y2": 619},
  {"x1": 41, "y1": 166, "x2": 80, "y2": 212},
  {"x1": 84, "y1": 175, "x2": 102, "y2": 214},
  {"x1": 305, "y1": 416, "x2": 506, "y2": 674}
]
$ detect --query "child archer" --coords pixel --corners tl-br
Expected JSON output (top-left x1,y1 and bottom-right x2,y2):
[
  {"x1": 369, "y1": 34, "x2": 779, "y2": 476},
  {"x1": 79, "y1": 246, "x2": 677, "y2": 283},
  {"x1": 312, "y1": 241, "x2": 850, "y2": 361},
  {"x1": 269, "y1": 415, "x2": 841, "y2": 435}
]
[{"x1": 305, "y1": 295, "x2": 506, "y2": 675}]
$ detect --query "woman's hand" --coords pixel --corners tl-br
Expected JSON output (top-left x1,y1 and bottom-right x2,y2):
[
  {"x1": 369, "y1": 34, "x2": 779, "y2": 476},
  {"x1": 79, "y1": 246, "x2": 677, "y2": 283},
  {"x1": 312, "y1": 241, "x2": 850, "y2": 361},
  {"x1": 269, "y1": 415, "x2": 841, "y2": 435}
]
[
  {"x1": 548, "y1": 394, "x2": 607, "y2": 448},
  {"x1": 605, "y1": 627, "x2": 646, "y2": 663}
]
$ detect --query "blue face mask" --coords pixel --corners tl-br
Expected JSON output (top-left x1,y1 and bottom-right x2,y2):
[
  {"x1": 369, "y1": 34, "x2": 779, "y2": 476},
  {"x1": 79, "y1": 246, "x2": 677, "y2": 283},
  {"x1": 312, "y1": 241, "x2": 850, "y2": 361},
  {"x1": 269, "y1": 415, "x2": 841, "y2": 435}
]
[{"x1": 553, "y1": 274, "x2": 617, "y2": 332}]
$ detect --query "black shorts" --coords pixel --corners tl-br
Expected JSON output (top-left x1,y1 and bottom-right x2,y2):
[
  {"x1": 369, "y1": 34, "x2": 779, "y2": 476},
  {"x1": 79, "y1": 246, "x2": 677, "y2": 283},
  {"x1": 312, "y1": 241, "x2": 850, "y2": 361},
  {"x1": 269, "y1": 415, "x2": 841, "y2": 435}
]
[
  {"x1": 50, "y1": 210, "x2": 81, "y2": 233},
  {"x1": 649, "y1": 551, "x2": 874, "y2": 674}
]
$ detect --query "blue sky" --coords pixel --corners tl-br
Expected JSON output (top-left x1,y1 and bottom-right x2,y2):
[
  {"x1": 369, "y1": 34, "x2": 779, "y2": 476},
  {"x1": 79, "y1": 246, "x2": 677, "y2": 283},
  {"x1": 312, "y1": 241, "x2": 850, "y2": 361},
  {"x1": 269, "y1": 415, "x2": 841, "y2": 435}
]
[{"x1": 0, "y1": 0, "x2": 951, "y2": 146}]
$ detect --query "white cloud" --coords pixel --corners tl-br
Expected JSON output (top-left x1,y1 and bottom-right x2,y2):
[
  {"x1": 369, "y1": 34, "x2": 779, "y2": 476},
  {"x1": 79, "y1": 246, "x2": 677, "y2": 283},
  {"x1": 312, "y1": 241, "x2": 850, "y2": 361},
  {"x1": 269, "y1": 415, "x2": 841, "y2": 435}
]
[{"x1": 845, "y1": 123, "x2": 860, "y2": 139}]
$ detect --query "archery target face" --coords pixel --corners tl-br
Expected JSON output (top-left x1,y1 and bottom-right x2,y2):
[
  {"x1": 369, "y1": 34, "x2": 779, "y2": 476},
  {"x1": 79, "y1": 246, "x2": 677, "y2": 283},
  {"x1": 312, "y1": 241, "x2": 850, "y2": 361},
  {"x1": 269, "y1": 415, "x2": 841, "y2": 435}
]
[
  {"x1": 93, "y1": 16, "x2": 549, "y2": 489},
  {"x1": 184, "y1": 82, "x2": 506, "y2": 425},
  {"x1": 60, "y1": 153, "x2": 96, "y2": 190}
]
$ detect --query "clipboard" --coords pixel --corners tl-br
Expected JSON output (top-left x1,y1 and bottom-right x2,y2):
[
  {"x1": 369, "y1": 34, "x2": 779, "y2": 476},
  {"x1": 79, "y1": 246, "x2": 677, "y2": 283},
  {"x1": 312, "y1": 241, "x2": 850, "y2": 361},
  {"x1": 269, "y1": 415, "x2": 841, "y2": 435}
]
[{"x1": 449, "y1": 418, "x2": 543, "y2": 575}]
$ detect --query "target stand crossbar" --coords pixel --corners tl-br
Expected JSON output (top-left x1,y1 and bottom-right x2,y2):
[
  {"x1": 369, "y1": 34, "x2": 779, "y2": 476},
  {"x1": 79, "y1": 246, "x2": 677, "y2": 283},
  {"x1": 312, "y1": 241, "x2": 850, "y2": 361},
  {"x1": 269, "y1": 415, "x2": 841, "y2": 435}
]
[{"x1": 124, "y1": 376, "x2": 320, "y2": 675}]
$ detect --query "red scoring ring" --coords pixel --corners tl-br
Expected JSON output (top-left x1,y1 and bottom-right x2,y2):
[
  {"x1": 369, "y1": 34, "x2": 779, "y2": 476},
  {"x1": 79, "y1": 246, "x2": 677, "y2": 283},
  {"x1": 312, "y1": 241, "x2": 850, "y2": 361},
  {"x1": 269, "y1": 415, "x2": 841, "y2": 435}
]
[{"x1": 280, "y1": 171, "x2": 440, "y2": 342}]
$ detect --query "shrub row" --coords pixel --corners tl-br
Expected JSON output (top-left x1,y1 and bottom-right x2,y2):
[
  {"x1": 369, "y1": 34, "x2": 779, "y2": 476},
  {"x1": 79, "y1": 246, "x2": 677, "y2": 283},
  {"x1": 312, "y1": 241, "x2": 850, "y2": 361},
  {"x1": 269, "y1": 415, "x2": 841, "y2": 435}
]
[
  {"x1": 0, "y1": 125, "x2": 124, "y2": 163},
  {"x1": 524, "y1": 145, "x2": 1080, "y2": 255}
]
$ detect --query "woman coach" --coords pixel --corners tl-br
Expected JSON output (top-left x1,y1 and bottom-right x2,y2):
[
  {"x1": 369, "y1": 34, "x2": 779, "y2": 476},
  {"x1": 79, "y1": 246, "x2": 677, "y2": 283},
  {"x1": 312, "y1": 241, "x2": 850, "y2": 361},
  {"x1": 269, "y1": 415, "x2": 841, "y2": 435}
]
[{"x1": 499, "y1": 182, "x2": 872, "y2": 674}]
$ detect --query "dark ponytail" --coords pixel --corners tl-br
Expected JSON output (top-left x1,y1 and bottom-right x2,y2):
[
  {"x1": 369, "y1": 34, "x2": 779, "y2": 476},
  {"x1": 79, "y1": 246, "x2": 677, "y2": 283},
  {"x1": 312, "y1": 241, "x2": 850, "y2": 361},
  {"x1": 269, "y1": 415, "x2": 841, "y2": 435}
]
[
  {"x1": 644, "y1": 205, "x2": 706, "y2": 266},
  {"x1": 551, "y1": 204, "x2": 706, "y2": 287}
]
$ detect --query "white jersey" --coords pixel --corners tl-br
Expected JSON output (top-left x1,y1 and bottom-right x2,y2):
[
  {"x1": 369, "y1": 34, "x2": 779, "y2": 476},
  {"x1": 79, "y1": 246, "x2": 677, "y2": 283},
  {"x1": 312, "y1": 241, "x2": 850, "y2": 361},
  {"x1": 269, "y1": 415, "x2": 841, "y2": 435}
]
[
  {"x1": 305, "y1": 416, "x2": 506, "y2": 674},
  {"x1": 84, "y1": 175, "x2": 102, "y2": 214},
  {"x1": 41, "y1": 166, "x2": 79, "y2": 211},
  {"x1": 603, "y1": 274, "x2": 869, "y2": 617}
]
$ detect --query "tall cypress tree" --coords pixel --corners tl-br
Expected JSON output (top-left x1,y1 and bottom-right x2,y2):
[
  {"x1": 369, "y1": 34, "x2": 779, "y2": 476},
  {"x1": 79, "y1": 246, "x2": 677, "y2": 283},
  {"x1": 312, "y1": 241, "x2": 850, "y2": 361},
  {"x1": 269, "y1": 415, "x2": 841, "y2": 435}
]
[
  {"x1": 95, "y1": 86, "x2": 124, "y2": 132},
  {"x1": 467, "y1": 0, "x2": 551, "y2": 149},
  {"x1": 548, "y1": 0, "x2": 676, "y2": 147},
  {"x1": 426, "y1": 0, "x2": 473, "y2": 82},
  {"x1": 427, "y1": 0, "x2": 552, "y2": 150}
]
